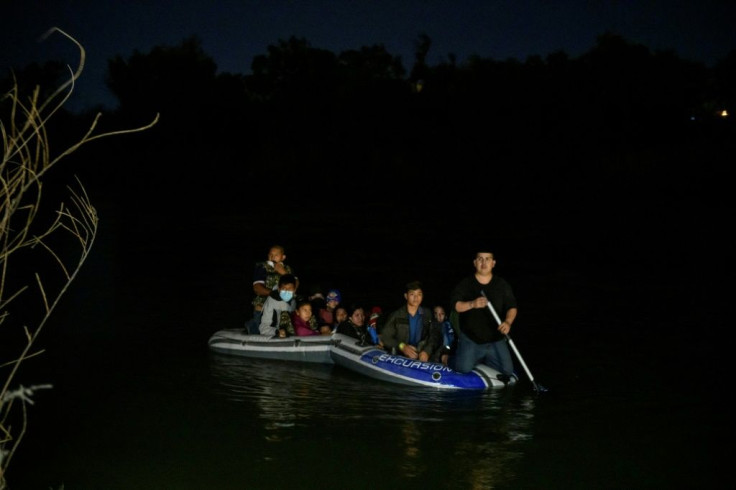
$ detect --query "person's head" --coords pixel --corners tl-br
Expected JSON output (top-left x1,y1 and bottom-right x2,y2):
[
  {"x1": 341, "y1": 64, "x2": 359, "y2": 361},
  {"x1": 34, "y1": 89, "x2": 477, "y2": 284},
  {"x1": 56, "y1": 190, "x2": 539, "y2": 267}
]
[
  {"x1": 404, "y1": 280, "x2": 424, "y2": 307},
  {"x1": 325, "y1": 289, "x2": 341, "y2": 309},
  {"x1": 335, "y1": 306, "x2": 348, "y2": 324},
  {"x1": 473, "y1": 251, "x2": 496, "y2": 273},
  {"x1": 278, "y1": 274, "x2": 297, "y2": 301},
  {"x1": 268, "y1": 245, "x2": 286, "y2": 264},
  {"x1": 294, "y1": 299, "x2": 313, "y2": 322},
  {"x1": 307, "y1": 284, "x2": 324, "y2": 302},
  {"x1": 369, "y1": 306, "x2": 382, "y2": 321},
  {"x1": 278, "y1": 273, "x2": 297, "y2": 289},
  {"x1": 347, "y1": 305, "x2": 365, "y2": 326},
  {"x1": 433, "y1": 305, "x2": 446, "y2": 322},
  {"x1": 368, "y1": 306, "x2": 382, "y2": 327}
]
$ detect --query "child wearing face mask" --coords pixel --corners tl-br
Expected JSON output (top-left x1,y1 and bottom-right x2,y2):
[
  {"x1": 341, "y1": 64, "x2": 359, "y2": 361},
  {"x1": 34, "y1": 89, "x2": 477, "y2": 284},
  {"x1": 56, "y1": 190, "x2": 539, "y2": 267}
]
[{"x1": 258, "y1": 273, "x2": 298, "y2": 337}]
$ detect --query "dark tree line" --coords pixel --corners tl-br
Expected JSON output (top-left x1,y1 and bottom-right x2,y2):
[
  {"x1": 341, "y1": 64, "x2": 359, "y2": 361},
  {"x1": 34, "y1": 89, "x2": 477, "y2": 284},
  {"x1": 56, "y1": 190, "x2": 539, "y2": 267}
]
[
  {"x1": 2, "y1": 30, "x2": 732, "y2": 337},
  {"x1": 106, "y1": 33, "x2": 733, "y2": 192},
  {"x1": 3, "y1": 32, "x2": 734, "y2": 209}
]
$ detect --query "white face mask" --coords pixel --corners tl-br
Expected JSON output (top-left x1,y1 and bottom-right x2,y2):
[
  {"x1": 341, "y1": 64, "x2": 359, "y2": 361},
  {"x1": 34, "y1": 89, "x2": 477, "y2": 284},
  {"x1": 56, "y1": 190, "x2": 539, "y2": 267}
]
[{"x1": 279, "y1": 290, "x2": 294, "y2": 302}]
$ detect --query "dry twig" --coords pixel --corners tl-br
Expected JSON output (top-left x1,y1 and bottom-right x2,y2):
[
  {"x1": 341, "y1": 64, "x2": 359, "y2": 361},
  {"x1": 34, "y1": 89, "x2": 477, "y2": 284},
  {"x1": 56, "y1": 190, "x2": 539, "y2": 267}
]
[{"x1": 0, "y1": 28, "x2": 157, "y2": 489}]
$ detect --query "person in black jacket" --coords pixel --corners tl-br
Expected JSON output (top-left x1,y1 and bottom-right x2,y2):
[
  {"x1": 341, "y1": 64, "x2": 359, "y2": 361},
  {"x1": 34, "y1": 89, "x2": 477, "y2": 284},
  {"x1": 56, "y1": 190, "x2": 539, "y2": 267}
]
[
  {"x1": 336, "y1": 304, "x2": 375, "y2": 346},
  {"x1": 380, "y1": 281, "x2": 442, "y2": 362},
  {"x1": 450, "y1": 250, "x2": 517, "y2": 375}
]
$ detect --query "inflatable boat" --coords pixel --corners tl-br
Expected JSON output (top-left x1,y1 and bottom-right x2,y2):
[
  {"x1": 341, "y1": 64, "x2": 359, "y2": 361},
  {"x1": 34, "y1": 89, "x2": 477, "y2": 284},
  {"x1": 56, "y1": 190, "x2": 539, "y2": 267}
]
[
  {"x1": 207, "y1": 328, "x2": 334, "y2": 364},
  {"x1": 329, "y1": 333, "x2": 514, "y2": 390},
  {"x1": 208, "y1": 330, "x2": 515, "y2": 390}
]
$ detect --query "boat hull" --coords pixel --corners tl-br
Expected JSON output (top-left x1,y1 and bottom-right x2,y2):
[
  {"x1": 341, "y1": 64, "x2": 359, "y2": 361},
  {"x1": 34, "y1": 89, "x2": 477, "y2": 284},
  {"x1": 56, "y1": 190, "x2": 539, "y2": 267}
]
[
  {"x1": 208, "y1": 328, "x2": 334, "y2": 364},
  {"x1": 208, "y1": 330, "x2": 514, "y2": 389},
  {"x1": 330, "y1": 334, "x2": 512, "y2": 390}
]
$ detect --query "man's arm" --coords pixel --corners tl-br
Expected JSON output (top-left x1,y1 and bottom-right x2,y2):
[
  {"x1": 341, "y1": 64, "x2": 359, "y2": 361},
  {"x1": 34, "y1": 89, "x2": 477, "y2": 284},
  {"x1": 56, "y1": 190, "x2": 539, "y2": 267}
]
[
  {"x1": 455, "y1": 297, "x2": 486, "y2": 313},
  {"x1": 423, "y1": 319, "x2": 443, "y2": 358},
  {"x1": 380, "y1": 313, "x2": 399, "y2": 349},
  {"x1": 253, "y1": 281, "x2": 271, "y2": 297},
  {"x1": 498, "y1": 307, "x2": 518, "y2": 334}
]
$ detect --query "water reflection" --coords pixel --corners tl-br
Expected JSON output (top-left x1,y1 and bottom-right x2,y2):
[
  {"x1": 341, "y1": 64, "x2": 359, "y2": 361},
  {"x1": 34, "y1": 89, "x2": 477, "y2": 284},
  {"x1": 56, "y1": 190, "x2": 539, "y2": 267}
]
[{"x1": 208, "y1": 353, "x2": 537, "y2": 488}]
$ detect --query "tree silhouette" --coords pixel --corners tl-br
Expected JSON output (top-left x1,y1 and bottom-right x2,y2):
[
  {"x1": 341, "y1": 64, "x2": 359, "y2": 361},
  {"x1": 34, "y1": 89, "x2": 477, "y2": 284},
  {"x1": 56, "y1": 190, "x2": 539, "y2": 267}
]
[
  {"x1": 107, "y1": 35, "x2": 217, "y2": 122},
  {"x1": 97, "y1": 30, "x2": 730, "y2": 202}
]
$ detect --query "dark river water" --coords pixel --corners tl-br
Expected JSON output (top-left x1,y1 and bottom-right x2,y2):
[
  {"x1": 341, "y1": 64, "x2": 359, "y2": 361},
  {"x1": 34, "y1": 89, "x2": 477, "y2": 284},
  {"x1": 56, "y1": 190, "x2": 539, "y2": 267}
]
[{"x1": 5, "y1": 187, "x2": 729, "y2": 489}]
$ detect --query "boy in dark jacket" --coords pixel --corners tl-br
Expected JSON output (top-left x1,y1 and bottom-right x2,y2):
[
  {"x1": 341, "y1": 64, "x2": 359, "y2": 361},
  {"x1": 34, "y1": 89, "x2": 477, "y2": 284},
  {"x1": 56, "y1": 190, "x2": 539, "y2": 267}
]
[{"x1": 380, "y1": 281, "x2": 441, "y2": 362}]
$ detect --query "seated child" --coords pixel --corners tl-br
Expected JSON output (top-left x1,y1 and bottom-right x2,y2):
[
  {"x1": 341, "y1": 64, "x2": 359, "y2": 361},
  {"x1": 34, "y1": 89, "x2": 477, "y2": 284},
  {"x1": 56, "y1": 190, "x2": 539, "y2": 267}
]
[
  {"x1": 367, "y1": 306, "x2": 383, "y2": 347},
  {"x1": 259, "y1": 273, "x2": 297, "y2": 337},
  {"x1": 316, "y1": 288, "x2": 341, "y2": 329},
  {"x1": 332, "y1": 305, "x2": 348, "y2": 333},
  {"x1": 280, "y1": 298, "x2": 332, "y2": 337}
]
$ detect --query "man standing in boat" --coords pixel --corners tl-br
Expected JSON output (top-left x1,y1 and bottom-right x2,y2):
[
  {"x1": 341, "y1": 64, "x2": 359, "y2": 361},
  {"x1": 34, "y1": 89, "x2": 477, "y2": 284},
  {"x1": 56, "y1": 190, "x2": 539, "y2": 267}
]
[
  {"x1": 245, "y1": 244, "x2": 298, "y2": 334},
  {"x1": 450, "y1": 249, "x2": 517, "y2": 377},
  {"x1": 381, "y1": 281, "x2": 442, "y2": 362}
]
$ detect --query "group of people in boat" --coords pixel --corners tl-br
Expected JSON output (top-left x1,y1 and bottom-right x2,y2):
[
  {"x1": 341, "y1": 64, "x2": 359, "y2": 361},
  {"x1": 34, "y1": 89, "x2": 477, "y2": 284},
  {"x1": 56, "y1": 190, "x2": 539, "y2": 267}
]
[{"x1": 243, "y1": 244, "x2": 519, "y2": 377}]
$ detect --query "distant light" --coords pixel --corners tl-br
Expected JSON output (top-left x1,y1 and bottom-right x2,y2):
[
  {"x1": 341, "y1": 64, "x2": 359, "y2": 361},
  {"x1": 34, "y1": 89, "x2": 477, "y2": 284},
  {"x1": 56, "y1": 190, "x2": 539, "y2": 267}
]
[{"x1": 720, "y1": 109, "x2": 729, "y2": 118}]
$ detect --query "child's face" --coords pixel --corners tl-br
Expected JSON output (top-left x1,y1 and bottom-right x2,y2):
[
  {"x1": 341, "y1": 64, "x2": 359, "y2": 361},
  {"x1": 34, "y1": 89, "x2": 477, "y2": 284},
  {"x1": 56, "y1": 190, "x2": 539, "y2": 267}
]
[
  {"x1": 335, "y1": 308, "x2": 348, "y2": 323},
  {"x1": 297, "y1": 304, "x2": 312, "y2": 322},
  {"x1": 434, "y1": 307, "x2": 446, "y2": 321},
  {"x1": 268, "y1": 248, "x2": 285, "y2": 263}
]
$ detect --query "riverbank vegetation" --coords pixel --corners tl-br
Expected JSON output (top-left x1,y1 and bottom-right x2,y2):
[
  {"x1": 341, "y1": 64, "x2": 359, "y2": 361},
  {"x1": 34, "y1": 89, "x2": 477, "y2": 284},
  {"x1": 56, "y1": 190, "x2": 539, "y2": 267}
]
[{"x1": 0, "y1": 28, "x2": 156, "y2": 489}]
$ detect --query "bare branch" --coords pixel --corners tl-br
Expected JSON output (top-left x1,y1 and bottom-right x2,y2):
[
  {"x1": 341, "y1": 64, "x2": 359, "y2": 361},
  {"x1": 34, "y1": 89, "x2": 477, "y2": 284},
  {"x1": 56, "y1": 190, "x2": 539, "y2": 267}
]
[{"x1": 0, "y1": 29, "x2": 157, "y2": 488}]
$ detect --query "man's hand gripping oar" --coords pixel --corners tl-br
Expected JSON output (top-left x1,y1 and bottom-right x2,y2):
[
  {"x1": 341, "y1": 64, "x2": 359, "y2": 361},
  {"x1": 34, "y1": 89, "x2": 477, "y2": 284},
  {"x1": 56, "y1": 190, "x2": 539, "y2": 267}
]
[{"x1": 480, "y1": 291, "x2": 547, "y2": 393}]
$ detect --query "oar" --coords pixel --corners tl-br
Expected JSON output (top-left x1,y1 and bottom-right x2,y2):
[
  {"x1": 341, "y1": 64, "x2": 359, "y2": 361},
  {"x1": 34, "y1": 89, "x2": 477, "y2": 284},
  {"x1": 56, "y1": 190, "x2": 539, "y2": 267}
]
[{"x1": 480, "y1": 291, "x2": 546, "y2": 392}]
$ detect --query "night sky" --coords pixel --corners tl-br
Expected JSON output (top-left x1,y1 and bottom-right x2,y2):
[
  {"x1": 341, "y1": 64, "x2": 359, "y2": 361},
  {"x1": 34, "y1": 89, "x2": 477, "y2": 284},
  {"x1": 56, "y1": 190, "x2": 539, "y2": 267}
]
[{"x1": 3, "y1": 0, "x2": 735, "y2": 112}]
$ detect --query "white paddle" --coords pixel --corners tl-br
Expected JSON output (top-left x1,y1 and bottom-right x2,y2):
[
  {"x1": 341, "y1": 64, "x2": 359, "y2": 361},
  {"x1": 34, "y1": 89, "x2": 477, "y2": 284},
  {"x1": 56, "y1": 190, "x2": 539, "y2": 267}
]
[{"x1": 481, "y1": 291, "x2": 545, "y2": 392}]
